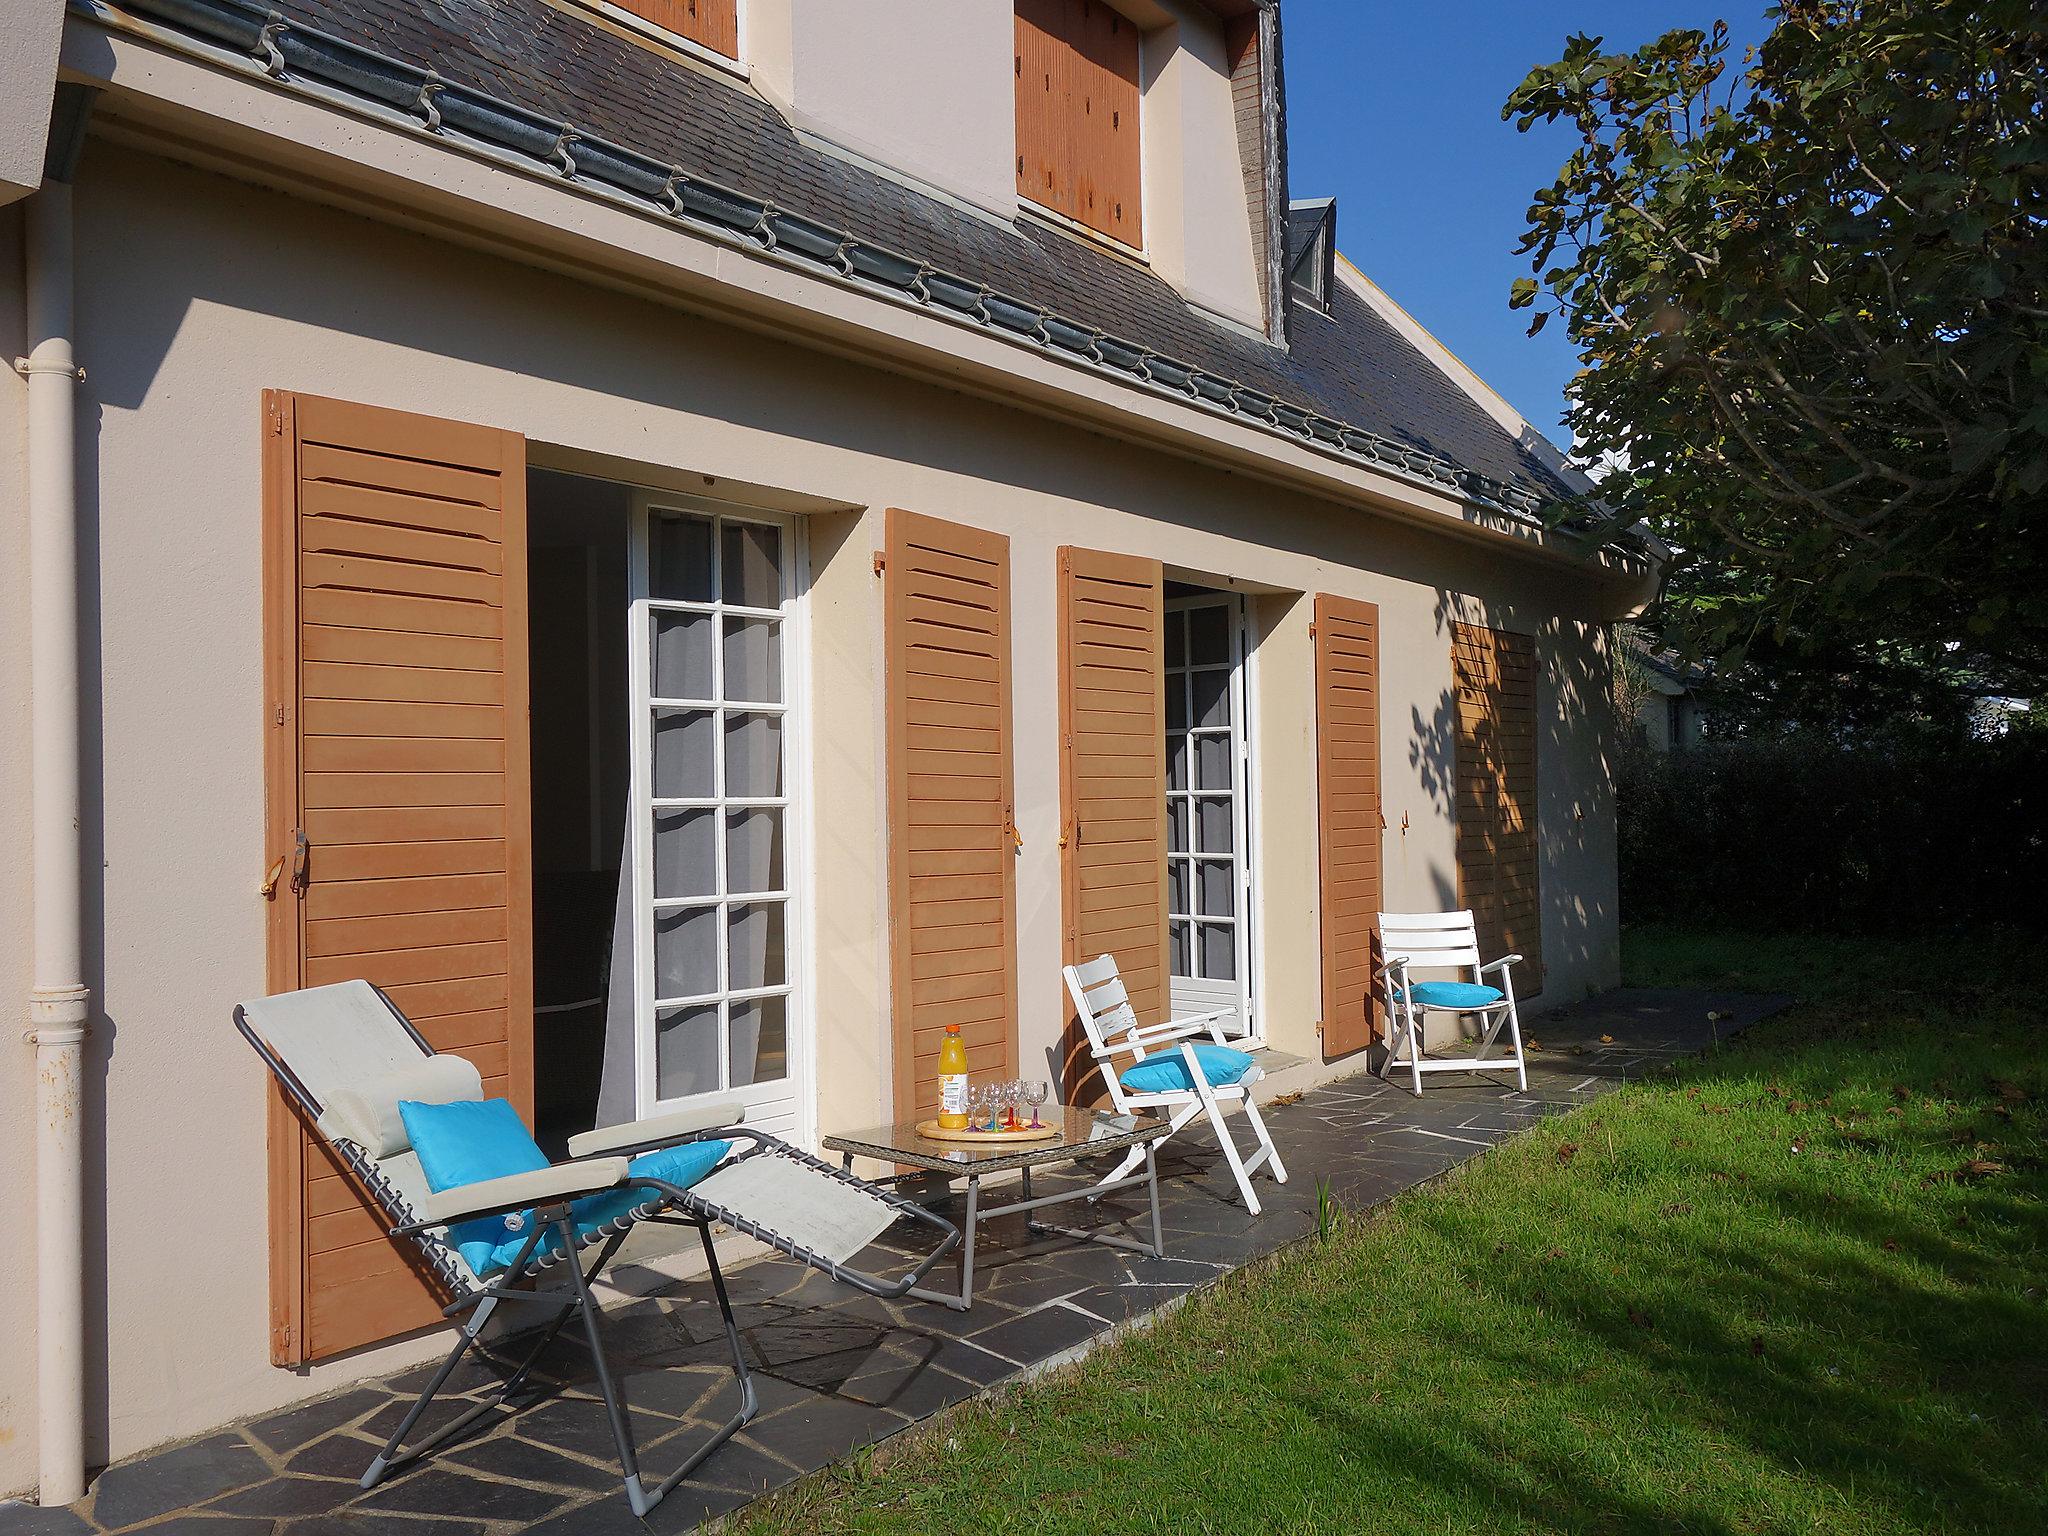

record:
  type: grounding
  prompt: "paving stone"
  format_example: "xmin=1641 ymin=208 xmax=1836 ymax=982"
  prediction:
xmin=280 ymin=1515 xmax=487 ymax=1536
xmin=742 ymin=1394 xmax=906 ymax=1475
xmin=245 ymin=1390 xmax=391 ymax=1455
xmin=682 ymin=1433 xmax=803 ymax=1495
xmin=835 ymin=1360 xmax=979 ymax=1421
xmin=280 ymin=1434 xmax=385 ymax=1482
xmin=500 ymin=1394 xmax=670 ymax=1464
xmin=351 ymin=1466 xmax=568 ymax=1524
xmin=966 ymin=1302 xmax=1108 ymax=1366
xmin=444 ymin=1435 xmax=619 ymax=1491
xmin=89 ymin=1434 xmax=271 ymax=1530
xmin=357 ymin=1396 xmax=512 ymax=1453
xmin=0 ymin=1501 xmax=93 ymax=1536
xmin=205 ymin=1476 xmax=361 ymax=1518
xmin=119 ymin=1517 xmax=272 ymax=1535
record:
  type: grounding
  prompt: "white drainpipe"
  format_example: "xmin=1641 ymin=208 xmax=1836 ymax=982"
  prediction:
xmin=21 ymin=178 xmax=91 ymax=1510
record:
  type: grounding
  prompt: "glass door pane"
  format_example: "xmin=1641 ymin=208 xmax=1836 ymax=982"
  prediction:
xmin=630 ymin=499 xmax=801 ymax=1132
xmin=1164 ymin=592 xmax=1255 ymax=1039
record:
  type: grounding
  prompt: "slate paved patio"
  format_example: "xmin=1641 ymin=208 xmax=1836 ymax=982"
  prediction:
xmin=2 ymin=988 xmax=1780 ymax=1536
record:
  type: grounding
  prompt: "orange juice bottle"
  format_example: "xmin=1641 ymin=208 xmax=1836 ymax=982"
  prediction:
xmin=937 ymin=1024 xmax=969 ymax=1129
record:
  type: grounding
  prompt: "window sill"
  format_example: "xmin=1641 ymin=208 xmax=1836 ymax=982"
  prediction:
xmin=1017 ymin=198 xmax=1149 ymax=268
xmin=565 ymin=0 xmax=750 ymax=82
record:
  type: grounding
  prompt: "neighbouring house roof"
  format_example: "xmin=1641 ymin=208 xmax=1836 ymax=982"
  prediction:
xmin=101 ymin=0 xmax=1591 ymax=526
xmin=1630 ymin=639 xmax=1710 ymax=692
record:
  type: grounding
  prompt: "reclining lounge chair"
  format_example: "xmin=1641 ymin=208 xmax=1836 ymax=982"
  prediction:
xmin=235 ymin=980 xmax=958 ymax=1517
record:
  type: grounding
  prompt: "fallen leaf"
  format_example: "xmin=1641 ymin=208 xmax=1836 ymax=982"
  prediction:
xmin=1787 ymin=1100 xmax=1808 ymax=1113
xmin=1882 ymin=1238 xmax=1898 ymax=1252
xmin=1892 ymin=1084 xmax=1911 ymax=1101
xmin=1660 ymin=1201 xmax=1694 ymax=1217
xmin=1790 ymin=1141 xmax=1804 ymax=1154
xmin=1556 ymin=1143 xmax=1579 ymax=1165
xmin=1993 ymin=1080 xmax=2028 ymax=1104
xmin=1600 ymin=1034 xmax=1614 ymax=1044
xmin=1706 ymin=1105 xmax=1732 ymax=1116
xmin=1628 ymin=1306 xmax=1653 ymax=1330
xmin=1749 ymin=1336 xmax=1764 ymax=1357
xmin=1958 ymin=1158 xmax=2005 ymax=1182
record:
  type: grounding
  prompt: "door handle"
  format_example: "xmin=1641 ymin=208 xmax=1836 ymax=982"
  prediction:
xmin=258 ymin=855 xmax=286 ymax=901
xmin=290 ymin=828 xmax=311 ymax=894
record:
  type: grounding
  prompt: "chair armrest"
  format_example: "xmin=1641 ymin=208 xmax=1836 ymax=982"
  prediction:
xmin=1125 ymin=1011 xmax=1231 ymax=1047
xmin=566 ymin=1098 xmax=747 ymax=1160
xmin=1478 ymin=954 xmax=1524 ymax=976
xmin=415 ymin=1157 xmax=629 ymax=1226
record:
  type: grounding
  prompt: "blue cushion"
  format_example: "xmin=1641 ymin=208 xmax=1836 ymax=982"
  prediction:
xmin=1398 ymin=981 xmax=1505 ymax=1009
xmin=398 ymin=1097 xmax=731 ymax=1278
xmin=1119 ymin=1043 xmax=1257 ymax=1094
xmin=399 ymin=1096 xmax=549 ymax=1189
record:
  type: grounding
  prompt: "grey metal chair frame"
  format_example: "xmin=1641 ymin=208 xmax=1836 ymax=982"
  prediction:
xmin=235 ymin=987 xmax=958 ymax=1518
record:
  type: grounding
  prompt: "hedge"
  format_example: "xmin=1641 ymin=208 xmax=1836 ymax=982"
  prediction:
xmin=1617 ymin=734 xmax=2048 ymax=932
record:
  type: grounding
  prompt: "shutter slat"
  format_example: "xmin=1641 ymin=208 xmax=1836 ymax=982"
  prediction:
xmin=886 ymin=509 xmax=1018 ymax=1120
xmin=1316 ymin=594 xmax=1383 ymax=1058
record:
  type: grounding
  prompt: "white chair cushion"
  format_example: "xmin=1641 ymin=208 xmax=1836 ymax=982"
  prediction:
xmin=320 ymin=1054 xmax=483 ymax=1158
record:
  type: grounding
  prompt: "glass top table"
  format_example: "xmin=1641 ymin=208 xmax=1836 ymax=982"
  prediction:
xmin=823 ymin=1108 xmax=1169 ymax=1309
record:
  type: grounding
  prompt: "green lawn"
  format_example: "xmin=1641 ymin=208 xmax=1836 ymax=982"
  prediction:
xmin=730 ymin=927 xmax=2047 ymax=1535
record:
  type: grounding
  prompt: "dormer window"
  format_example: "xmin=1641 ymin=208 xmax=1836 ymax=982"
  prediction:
xmin=611 ymin=0 xmax=738 ymax=60
xmin=1014 ymin=1 xmax=1143 ymax=247
xmin=1287 ymin=198 xmax=1337 ymax=314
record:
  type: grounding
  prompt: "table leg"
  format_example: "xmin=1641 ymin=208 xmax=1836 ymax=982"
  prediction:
xmin=1020 ymin=1165 xmax=1040 ymax=1235
xmin=841 ymin=1151 xmax=854 ymax=1172
xmin=1145 ymin=1142 xmax=1165 ymax=1259
xmin=958 ymin=1175 xmax=979 ymax=1308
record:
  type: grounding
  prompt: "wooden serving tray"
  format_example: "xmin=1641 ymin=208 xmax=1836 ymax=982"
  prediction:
xmin=914 ymin=1119 xmax=1063 ymax=1145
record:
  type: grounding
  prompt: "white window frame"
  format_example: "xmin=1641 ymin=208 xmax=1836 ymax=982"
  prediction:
xmin=576 ymin=0 xmax=752 ymax=81
xmin=1164 ymin=589 xmax=1258 ymax=1042
xmin=626 ymin=492 xmax=813 ymax=1144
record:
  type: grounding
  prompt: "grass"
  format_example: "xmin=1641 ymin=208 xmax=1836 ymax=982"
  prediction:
xmin=730 ymin=926 xmax=2048 ymax=1535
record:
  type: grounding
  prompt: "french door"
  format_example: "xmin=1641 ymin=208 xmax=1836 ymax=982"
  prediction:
xmin=1164 ymin=592 xmax=1257 ymax=1042
xmin=627 ymin=494 xmax=808 ymax=1138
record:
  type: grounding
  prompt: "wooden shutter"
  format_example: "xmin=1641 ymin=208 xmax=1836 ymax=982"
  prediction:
xmin=1451 ymin=621 xmax=1543 ymax=994
xmin=1314 ymin=595 xmax=1383 ymax=1059
xmin=262 ymin=391 xmax=532 ymax=1364
xmin=1015 ymin=0 xmax=1143 ymax=244
xmin=613 ymin=0 xmax=739 ymax=57
xmin=1056 ymin=548 xmax=1166 ymax=1103
xmin=883 ymin=509 xmax=1018 ymax=1120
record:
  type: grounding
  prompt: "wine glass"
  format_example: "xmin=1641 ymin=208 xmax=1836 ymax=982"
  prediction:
xmin=1002 ymin=1081 xmax=1023 ymax=1131
xmin=980 ymin=1084 xmax=1002 ymax=1133
xmin=1025 ymin=1081 xmax=1050 ymax=1130
xmin=966 ymin=1085 xmax=989 ymax=1132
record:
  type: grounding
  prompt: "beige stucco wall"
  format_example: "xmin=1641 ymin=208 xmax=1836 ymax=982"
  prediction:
xmin=747 ymin=0 xmax=1019 ymax=219
xmin=1132 ymin=0 xmax=1265 ymax=331
xmin=0 ymin=140 xmax=1619 ymax=1492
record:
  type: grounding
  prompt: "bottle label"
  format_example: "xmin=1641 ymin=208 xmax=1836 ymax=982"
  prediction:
xmin=939 ymin=1074 xmax=967 ymax=1116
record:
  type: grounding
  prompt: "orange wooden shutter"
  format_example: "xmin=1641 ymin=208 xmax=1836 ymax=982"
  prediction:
xmin=613 ymin=0 xmax=739 ymax=57
xmin=263 ymin=391 xmax=533 ymax=1364
xmin=1314 ymin=595 xmax=1384 ymax=1059
xmin=883 ymin=509 xmax=1019 ymax=1120
xmin=1451 ymin=621 xmax=1543 ymax=994
xmin=1055 ymin=548 xmax=1166 ymax=1103
xmin=1014 ymin=0 xmax=1143 ymax=244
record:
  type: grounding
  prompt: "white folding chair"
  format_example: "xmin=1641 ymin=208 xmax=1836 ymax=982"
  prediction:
xmin=1061 ymin=954 xmax=1287 ymax=1215
xmin=1377 ymin=910 xmax=1528 ymax=1095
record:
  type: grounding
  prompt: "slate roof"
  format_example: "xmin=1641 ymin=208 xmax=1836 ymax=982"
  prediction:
xmin=112 ymin=0 xmax=1579 ymax=509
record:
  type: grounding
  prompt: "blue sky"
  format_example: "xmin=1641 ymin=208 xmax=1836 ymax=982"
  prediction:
xmin=1283 ymin=1 xmax=1774 ymax=446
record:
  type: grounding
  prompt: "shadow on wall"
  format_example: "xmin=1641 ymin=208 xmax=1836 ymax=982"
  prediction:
xmin=1406 ymin=589 xmax=1620 ymax=1000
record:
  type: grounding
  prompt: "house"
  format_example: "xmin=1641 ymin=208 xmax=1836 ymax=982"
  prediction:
xmin=0 ymin=0 xmax=1656 ymax=1504
xmin=1632 ymin=645 xmax=1710 ymax=751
